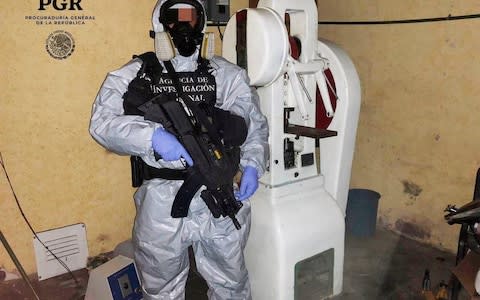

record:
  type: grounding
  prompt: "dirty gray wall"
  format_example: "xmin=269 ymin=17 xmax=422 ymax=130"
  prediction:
xmin=317 ymin=1 xmax=480 ymax=251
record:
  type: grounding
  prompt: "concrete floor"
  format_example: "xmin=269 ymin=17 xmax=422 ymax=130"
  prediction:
xmin=333 ymin=228 xmax=468 ymax=300
xmin=0 ymin=227 xmax=469 ymax=299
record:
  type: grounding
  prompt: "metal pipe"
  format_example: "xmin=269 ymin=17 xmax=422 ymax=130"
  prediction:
xmin=0 ymin=230 xmax=41 ymax=300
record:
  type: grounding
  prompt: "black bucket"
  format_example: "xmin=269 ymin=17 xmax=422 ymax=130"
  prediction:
xmin=345 ymin=189 xmax=381 ymax=237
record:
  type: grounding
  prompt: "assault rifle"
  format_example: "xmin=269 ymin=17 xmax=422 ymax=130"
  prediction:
xmin=139 ymin=93 xmax=244 ymax=229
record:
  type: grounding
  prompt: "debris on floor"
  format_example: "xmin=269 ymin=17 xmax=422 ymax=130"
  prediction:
xmin=0 ymin=268 xmax=20 ymax=282
xmin=87 ymin=251 xmax=114 ymax=270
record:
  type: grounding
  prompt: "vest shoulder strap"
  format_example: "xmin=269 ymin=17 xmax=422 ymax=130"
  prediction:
xmin=133 ymin=51 xmax=163 ymax=82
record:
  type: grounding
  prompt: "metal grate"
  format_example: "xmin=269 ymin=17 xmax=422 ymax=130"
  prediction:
xmin=295 ymin=248 xmax=334 ymax=300
xmin=33 ymin=223 xmax=88 ymax=281
xmin=44 ymin=235 xmax=81 ymax=261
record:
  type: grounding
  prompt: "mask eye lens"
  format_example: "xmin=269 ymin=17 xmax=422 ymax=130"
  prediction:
xmin=164 ymin=9 xmax=179 ymax=25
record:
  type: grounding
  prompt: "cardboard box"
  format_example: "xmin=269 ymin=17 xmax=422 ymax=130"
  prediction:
xmin=451 ymin=251 xmax=480 ymax=299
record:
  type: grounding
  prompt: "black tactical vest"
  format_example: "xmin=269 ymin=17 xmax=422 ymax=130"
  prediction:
xmin=123 ymin=52 xmax=216 ymax=117
xmin=122 ymin=52 xmax=247 ymax=185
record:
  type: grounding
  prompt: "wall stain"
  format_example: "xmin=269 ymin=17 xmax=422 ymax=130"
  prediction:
xmin=402 ymin=180 xmax=423 ymax=201
xmin=96 ymin=234 xmax=110 ymax=243
xmin=395 ymin=219 xmax=431 ymax=240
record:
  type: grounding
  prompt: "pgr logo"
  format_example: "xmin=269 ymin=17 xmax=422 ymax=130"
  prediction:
xmin=46 ymin=30 xmax=75 ymax=59
xmin=39 ymin=0 xmax=83 ymax=11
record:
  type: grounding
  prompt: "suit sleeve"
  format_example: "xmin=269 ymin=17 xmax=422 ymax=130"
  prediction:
xmin=89 ymin=60 xmax=159 ymax=160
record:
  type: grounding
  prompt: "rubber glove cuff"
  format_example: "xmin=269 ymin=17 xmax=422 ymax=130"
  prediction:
xmin=236 ymin=166 xmax=259 ymax=201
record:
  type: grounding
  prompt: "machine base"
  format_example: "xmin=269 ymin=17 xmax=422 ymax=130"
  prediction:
xmin=245 ymin=176 xmax=345 ymax=300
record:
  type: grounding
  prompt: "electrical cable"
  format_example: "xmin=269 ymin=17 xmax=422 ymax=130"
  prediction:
xmin=0 ymin=152 xmax=81 ymax=288
xmin=206 ymin=22 xmax=224 ymax=40
xmin=318 ymin=13 xmax=480 ymax=25
xmin=206 ymin=13 xmax=480 ymax=27
xmin=217 ymin=24 xmax=224 ymax=41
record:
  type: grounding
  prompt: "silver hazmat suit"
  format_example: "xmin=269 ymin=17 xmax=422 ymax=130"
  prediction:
xmin=89 ymin=1 xmax=269 ymax=299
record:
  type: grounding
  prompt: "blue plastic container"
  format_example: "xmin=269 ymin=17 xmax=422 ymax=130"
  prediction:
xmin=345 ymin=189 xmax=381 ymax=237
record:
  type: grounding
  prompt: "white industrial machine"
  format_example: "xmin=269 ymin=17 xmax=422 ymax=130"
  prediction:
xmin=222 ymin=0 xmax=361 ymax=299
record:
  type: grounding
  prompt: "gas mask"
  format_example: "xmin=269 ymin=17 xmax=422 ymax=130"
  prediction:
xmin=159 ymin=0 xmax=205 ymax=57
xmin=169 ymin=21 xmax=203 ymax=57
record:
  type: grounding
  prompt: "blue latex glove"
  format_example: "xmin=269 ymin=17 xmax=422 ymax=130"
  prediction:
xmin=236 ymin=166 xmax=259 ymax=201
xmin=151 ymin=128 xmax=194 ymax=166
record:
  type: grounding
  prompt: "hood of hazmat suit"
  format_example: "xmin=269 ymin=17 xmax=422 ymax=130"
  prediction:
xmin=152 ymin=0 xmax=206 ymax=59
xmin=88 ymin=1 xmax=269 ymax=299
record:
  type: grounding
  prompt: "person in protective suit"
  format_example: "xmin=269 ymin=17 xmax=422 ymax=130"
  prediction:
xmin=89 ymin=0 xmax=269 ymax=299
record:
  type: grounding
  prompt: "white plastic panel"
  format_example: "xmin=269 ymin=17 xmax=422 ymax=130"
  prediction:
xmin=222 ymin=8 xmax=289 ymax=86
xmin=85 ymin=255 xmax=142 ymax=300
xmin=246 ymin=176 xmax=345 ymax=300
xmin=33 ymin=223 xmax=88 ymax=281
